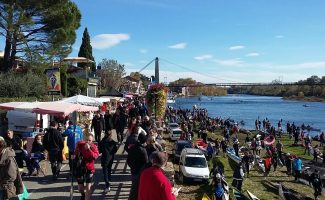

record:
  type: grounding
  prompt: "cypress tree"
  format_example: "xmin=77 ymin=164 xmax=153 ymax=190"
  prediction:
xmin=78 ymin=27 xmax=95 ymax=72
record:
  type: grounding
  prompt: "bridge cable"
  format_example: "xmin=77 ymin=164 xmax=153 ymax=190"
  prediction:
xmin=159 ymin=57 xmax=240 ymax=83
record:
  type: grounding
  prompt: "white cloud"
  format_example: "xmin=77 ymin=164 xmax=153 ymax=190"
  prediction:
xmin=215 ymin=58 xmax=244 ymax=66
xmin=168 ymin=42 xmax=187 ymax=49
xmin=246 ymin=52 xmax=260 ymax=57
xmin=194 ymin=54 xmax=213 ymax=61
xmin=139 ymin=49 xmax=148 ymax=54
xmin=275 ymin=35 xmax=284 ymax=39
xmin=91 ymin=33 xmax=130 ymax=49
xmin=229 ymin=45 xmax=245 ymax=50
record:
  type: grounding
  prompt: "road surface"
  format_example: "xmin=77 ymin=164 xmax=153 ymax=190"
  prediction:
xmin=23 ymin=130 xmax=131 ymax=200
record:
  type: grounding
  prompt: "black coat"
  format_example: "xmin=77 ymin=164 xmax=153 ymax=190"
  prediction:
xmin=91 ymin=116 xmax=105 ymax=133
xmin=127 ymin=143 xmax=148 ymax=175
xmin=43 ymin=128 xmax=64 ymax=152
xmin=98 ymin=136 xmax=118 ymax=166
xmin=104 ymin=113 xmax=113 ymax=131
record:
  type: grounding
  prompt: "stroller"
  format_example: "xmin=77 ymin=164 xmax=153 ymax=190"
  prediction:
xmin=28 ymin=152 xmax=46 ymax=176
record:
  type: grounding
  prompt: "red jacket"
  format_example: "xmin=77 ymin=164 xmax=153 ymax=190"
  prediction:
xmin=138 ymin=166 xmax=176 ymax=200
xmin=75 ymin=141 xmax=99 ymax=173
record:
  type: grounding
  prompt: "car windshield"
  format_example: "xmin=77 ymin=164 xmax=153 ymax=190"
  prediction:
xmin=169 ymin=124 xmax=179 ymax=128
xmin=177 ymin=143 xmax=191 ymax=151
xmin=185 ymin=156 xmax=207 ymax=168
xmin=173 ymin=130 xmax=182 ymax=135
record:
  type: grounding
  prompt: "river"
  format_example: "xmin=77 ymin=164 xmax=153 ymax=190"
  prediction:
xmin=171 ymin=95 xmax=325 ymax=137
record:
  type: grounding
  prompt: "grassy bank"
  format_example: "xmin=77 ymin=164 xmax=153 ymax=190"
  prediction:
xmin=165 ymin=128 xmax=320 ymax=200
xmin=283 ymin=95 xmax=325 ymax=102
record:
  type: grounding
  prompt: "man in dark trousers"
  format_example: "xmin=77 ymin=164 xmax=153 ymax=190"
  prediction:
xmin=113 ymin=109 xmax=127 ymax=144
xmin=127 ymin=133 xmax=148 ymax=200
xmin=43 ymin=121 xmax=64 ymax=180
xmin=98 ymin=130 xmax=118 ymax=193
xmin=91 ymin=112 xmax=105 ymax=142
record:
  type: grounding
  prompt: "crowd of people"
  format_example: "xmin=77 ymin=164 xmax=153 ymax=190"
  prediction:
xmin=0 ymin=98 xmax=324 ymax=200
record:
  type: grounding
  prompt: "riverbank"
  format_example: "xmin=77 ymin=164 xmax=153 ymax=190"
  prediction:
xmin=283 ymin=95 xmax=325 ymax=102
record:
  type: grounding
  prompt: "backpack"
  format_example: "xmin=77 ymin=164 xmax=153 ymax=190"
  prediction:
xmin=72 ymin=151 xmax=86 ymax=178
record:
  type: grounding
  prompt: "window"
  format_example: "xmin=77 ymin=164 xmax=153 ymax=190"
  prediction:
xmin=185 ymin=156 xmax=207 ymax=168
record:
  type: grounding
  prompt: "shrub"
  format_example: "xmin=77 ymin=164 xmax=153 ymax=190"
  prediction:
xmin=0 ymin=71 xmax=47 ymax=98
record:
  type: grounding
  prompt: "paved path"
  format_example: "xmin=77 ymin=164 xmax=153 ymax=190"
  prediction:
xmin=24 ymin=131 xmax=131 ymax=200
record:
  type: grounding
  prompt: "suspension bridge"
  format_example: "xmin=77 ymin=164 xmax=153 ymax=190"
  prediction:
xmin=137 ymin=57 xmax=325 ymax=87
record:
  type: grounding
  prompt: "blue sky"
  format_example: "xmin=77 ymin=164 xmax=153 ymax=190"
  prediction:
xmin=2 ymin=0 xmax=325 ymax=83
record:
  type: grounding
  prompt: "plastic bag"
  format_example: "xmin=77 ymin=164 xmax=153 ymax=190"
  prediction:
xmin=18 ymin=184 xmax=29 ymax=200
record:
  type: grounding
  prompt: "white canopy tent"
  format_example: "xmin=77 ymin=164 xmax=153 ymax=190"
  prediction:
xmin=61 ymin=95 xmax=103 ymax=107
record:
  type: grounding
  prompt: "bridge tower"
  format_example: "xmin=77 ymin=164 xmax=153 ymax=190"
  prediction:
xmin=155 ymin=57 xmax=159 ymax=83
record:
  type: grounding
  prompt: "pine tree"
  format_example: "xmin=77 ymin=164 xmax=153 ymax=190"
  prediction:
xmin=0 ymin=1 xmax=81 ymax=72
xmin=78 ymin=27 xmax=95 ymax=72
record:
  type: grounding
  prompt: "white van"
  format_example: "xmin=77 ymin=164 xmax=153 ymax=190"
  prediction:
xmin=7 ymin=110 xmax=48 ymax=133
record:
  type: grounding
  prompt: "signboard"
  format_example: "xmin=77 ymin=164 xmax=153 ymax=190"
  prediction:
xmin=45 ymin=68 xmax=61 ymax=95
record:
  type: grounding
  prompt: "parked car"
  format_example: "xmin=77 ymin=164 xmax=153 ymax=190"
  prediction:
xmin=173 ymin=140 xmax=193 ymax=162
xmin=169 ymin=128 xmax=183 ymax=141
xmin=167 ymin=122 xmax=180 ymax=133
xmin=179 ymin=148 xmax=209 ymax=183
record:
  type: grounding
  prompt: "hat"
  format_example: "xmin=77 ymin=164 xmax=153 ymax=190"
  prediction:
xmin=0 ymin=136 xmax=4 ymax=142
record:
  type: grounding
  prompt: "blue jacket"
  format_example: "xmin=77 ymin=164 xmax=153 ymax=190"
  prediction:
xmin=293 ymin=158 xmax=302 ymax=171
xmin=63 ymin=125 xmax=83 ymax=152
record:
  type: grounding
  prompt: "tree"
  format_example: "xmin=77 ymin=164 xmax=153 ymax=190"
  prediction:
xmin=130 ymin=72 xmax=151 ymax=89
xmin=78 ymin=27 xmax=95 ymax=72
xmin=0 ymin=1 xmax=81 ymax=72
xmin=97 ymin=59 xmax=126 ymax=90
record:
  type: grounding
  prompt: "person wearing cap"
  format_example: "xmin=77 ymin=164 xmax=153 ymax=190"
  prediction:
xmin=127 ymin=133 xmax=148 ymax=200
xmin=138 ymin=151 xmax=176 ymax=200
xmin=0 ymin=136 xmax=20 ymax=200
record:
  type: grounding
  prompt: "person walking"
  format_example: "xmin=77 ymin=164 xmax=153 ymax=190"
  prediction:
xmin=232 ymin=163 xmax=244 ymax=191
xmin=276 ymin=140 xmax=284 ymax=163
xmin=242 ymin=151 xmax=250 ymax=178
xmin=98 ymin=131 xmax=117 ymax=193
xmin=63 ymin=121 xmax=83 ymax=172
xmin=74 ymin=134 xmax=99 ymax=200
xmin=309 ymin=169 xmax=322 ymax=200
xmin=293 ymin=157 xmax=302 ymax=182
xmin=104 ymin=111 xmax=114 ymax=133
xmin=113 ymin=109 xmax=128 ymax=145
xmin=43 ymin=121 xmax=64 ymax=180
xmin=127 ymin=133 xmax=148 ymax=200
xmin=91 ymin=113 xmax=105 ymax=142
xmin=138 ymin=151 xmax=177 ymax=200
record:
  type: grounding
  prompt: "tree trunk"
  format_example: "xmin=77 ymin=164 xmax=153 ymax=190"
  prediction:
xmin=2 ymin=3 xmax=14 ymax=72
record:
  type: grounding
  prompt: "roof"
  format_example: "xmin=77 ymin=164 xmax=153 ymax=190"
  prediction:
xmin=63 ymin=57 xmax=95 ymax=63
xmin=182 ymin=148 xmax=204 ymax=155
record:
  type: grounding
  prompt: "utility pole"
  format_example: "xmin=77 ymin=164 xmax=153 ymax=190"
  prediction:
xmin=155 ymin=57 xmax=159 ymax=83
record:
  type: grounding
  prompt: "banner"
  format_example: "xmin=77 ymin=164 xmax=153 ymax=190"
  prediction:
xmin=45 ymin=68 xmax=61 ymax=95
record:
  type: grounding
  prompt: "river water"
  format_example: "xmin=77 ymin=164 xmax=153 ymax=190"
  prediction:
xmin=171 ymin=95 xmax=325 ymax=136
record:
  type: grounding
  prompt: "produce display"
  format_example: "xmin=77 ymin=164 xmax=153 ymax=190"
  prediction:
xmin=146 ymin=83 xmax=168 ymax=120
